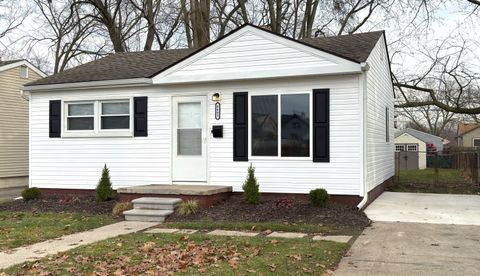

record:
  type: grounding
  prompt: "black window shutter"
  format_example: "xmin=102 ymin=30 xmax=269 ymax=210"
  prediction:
xmin=233 ymin=92 xmax=248 ymax=161
xmin=134 ymin=96 xmax=148 ymax=137
xmin=49 ymin=100 xmax=61 ymax=138
xmin=313 ymin=89 xmax=330 ymax=162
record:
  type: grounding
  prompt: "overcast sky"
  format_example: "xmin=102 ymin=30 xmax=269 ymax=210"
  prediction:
xmin=0 ymin=0 xmax=478 ymax=77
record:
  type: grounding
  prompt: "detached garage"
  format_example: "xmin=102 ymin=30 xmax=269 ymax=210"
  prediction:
xmin=394 ymin=132 xmax=426 ymax=170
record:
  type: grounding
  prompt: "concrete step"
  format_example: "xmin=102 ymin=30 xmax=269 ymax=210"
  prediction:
xmin=132 ymin=197 xmax=182 ymax=210
xmin=123 ymin=209 xmax=173 ymax=222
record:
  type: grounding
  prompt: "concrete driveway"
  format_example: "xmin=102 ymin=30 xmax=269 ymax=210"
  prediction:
xmin=335 ymin=192 xmax=480 ymax=275
xmin=335 ymin=222 xmax=480 ymax=275
xmin=365 ymin=192 xmax=480 ymax=225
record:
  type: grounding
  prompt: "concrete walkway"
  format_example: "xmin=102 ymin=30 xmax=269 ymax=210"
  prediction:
xmin=365 ymin=192 xmax=480 ymax=225
xmin=335 ymin=222 xmax=480 ymax=275
xmin=144 ymin=227 xmax=352 ymax=242
xmin=0 ymin=221 xmax=157 ymax=269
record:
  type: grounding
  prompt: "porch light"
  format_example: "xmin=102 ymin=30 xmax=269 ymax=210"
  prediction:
xmin=211 ymin=93 xmax=221 ymax=102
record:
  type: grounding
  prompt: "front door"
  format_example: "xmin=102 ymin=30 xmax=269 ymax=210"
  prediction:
xmin=172 ymin=96 xmax=207 ymax=182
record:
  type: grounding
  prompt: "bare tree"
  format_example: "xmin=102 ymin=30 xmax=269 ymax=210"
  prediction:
xmin=0 ymin=0 xmax=28 ymax=40
xmin=394 ymin=36 xmax=480 ymax=115
xmin=72 ymin=0 xmax=143 ymax=52
xmin=29 ymin=0 xmax=98 ymax=73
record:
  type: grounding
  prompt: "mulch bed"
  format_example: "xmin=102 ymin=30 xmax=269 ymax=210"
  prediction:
xmin=0 ymin=197 xmax=117 ymax=215
xmin=167 ymin=195 xmax=370 ymax=231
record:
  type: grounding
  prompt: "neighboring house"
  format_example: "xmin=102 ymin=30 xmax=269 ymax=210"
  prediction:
xmin=394 ymin=132 xmax=427 ymax=170
xmin=22 ymin=25 xmax=394 ymax=208
xmin=395 ymin=128 xmax=447 ymax=152
xmin=0 ymin=59 xmax=46 ymax=188
xmin=456 ymin=123 xmax=480 ymax=148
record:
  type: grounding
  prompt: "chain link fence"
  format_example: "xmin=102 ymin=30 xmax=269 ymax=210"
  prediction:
xmin=393 ymin=148 xmax=480 ymax=194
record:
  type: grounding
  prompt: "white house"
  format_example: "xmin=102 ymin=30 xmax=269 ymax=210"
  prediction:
xmin=22 ymin=25 xmax=394 ymax=208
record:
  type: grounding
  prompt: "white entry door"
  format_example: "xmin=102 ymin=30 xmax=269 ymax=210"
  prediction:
xmin=172 ymin=96 xmax=207 ymax=182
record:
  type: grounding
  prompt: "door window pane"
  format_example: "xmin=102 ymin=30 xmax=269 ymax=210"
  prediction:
xmin=178 ymin=129 xmax=202 ymax=155
xmin=178 ymin=102 xmax=201 ymax=128
xmin=101 ymin=116 xmax=130 ymax=129
xmin=252 ymin=95 xmax=278 ymax=156
xmin=281 ymin=94 xmax=309 ymax=157
xmin=68 ymin=117 xmax=94 ymax=130
xmin=102 ymin=102 xmax=129 ymax=115
xmin=177 ymin=102 xmax=202 ymax=156
xmin=68 ymin=103 xmax=93 ymax=116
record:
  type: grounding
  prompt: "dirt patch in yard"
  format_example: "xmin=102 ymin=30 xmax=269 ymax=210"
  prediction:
xmin=0 ymin=198 xmax=117 ymax=215
xmin=167 ymin=195 xmax=370 ymax=233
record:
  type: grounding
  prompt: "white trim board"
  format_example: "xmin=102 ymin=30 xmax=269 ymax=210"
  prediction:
xmin=0 ymin=60 xmax=47 ymax=78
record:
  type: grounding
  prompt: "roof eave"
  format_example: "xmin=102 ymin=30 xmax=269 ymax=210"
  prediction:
xmin=23 ymin=78 xmax=153 ymax=92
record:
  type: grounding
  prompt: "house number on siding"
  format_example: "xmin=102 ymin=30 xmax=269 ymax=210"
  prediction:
xmin=215 ymin=102 xmax=221 ymax=120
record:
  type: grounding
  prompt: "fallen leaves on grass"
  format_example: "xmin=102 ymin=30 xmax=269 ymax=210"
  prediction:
xmin=19 ymin=236 xmax=245 ymax=275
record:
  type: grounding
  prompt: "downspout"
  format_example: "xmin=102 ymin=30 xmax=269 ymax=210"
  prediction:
xmin=20 ymin=90 xmax=30 ymax=101
xmin=357 ymin=62 xmax=370 ymax=210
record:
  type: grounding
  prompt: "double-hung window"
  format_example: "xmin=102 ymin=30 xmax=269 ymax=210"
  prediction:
xmin=65 ymin=99 xmax=131 ymax=136
xmin=67 ymin=102 xmax=95 ymax=130
xmin=101 ymin=101 xmax=130 ymax=129
xmin=251 ymin=93 xmax=310 ymax=158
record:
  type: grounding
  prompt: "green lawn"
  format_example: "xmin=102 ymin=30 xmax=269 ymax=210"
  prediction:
xmin=389 ymin=168 xmax=480 ymax=194
xmin=3 ymin=232 xmax=348 ymax=275
xmin=0 ymin=212 xmax=116 ymax=250
xmin=163 ymin=220 xmax=351 ymax=235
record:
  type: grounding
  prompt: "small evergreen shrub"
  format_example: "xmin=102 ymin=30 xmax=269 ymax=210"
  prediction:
xmin=309 ymin=188 xmax=329 ymax=207
xmin=21 ymin=187 xmax=41 ymax=201
xmin=96 ymin=164 xmax=114 ymax=202
xmin=177 ymin=200 xmax=199 ymax=216
xmin=112 ymin=201 xmax=133 ymax=217
xmin=242 ymin=164 xmax=260 ymax=204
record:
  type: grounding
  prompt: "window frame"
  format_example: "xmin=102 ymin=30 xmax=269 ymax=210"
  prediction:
xmin=63 ymin=98 xmax=133 ymax=138
xmin=248 ymin=91 xmax=313 ymax=161
xmin=20 ymin=65 xmax=28 ymax=79
xmin=100 ymin=100 xmax=131 ymax=131
xmin=386 ymin=107 xmax=390 ymax=143
xmin=473 ymin=138 xmax=480 ymax=148
xmin=395 ymin=144 xmax=405 ymax=152
xmin=407 ymin=144 xmax=418 ymax=152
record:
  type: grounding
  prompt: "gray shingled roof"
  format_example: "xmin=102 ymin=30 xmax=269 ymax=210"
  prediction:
xmin=26 ymin=27 xmax=384 ymax=87
xmin=0 ymin=59 xmax=24 ymax=67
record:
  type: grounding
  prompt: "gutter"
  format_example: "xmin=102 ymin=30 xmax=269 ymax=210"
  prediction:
xmin=22 ymin=78 xmax=153 ymax=92
xmin=357 ymin=62 xmax=370 ymax=210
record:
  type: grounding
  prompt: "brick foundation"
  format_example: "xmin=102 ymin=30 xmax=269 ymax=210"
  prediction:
xmin=361 ymin=176 xmax=394 ymax=210
xmin=39 ymin=180 xmax=392 ymax=209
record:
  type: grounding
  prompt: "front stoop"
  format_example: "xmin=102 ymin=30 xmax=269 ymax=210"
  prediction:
xmin=123 ymin=197 xmax=182 ymax=222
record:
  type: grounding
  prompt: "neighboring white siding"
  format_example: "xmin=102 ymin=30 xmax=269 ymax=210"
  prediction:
xmin=0 ymin=66 xmax=42 ymax=179
xmin=365 ymin=35 xmax=395 ymax=192
xmin=30 ymin=74 xmax=363 ymax=195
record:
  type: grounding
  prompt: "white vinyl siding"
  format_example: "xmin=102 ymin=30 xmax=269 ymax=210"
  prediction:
xmin=153 ymin=27 xmax=361 ymax=84
xmin=30 ymin=88 xmax=172 ymax=189
xmin=29 ymin=75 xmax=363 ymax=195
xmin=365 ymin=36 xmax=395 ymax=192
